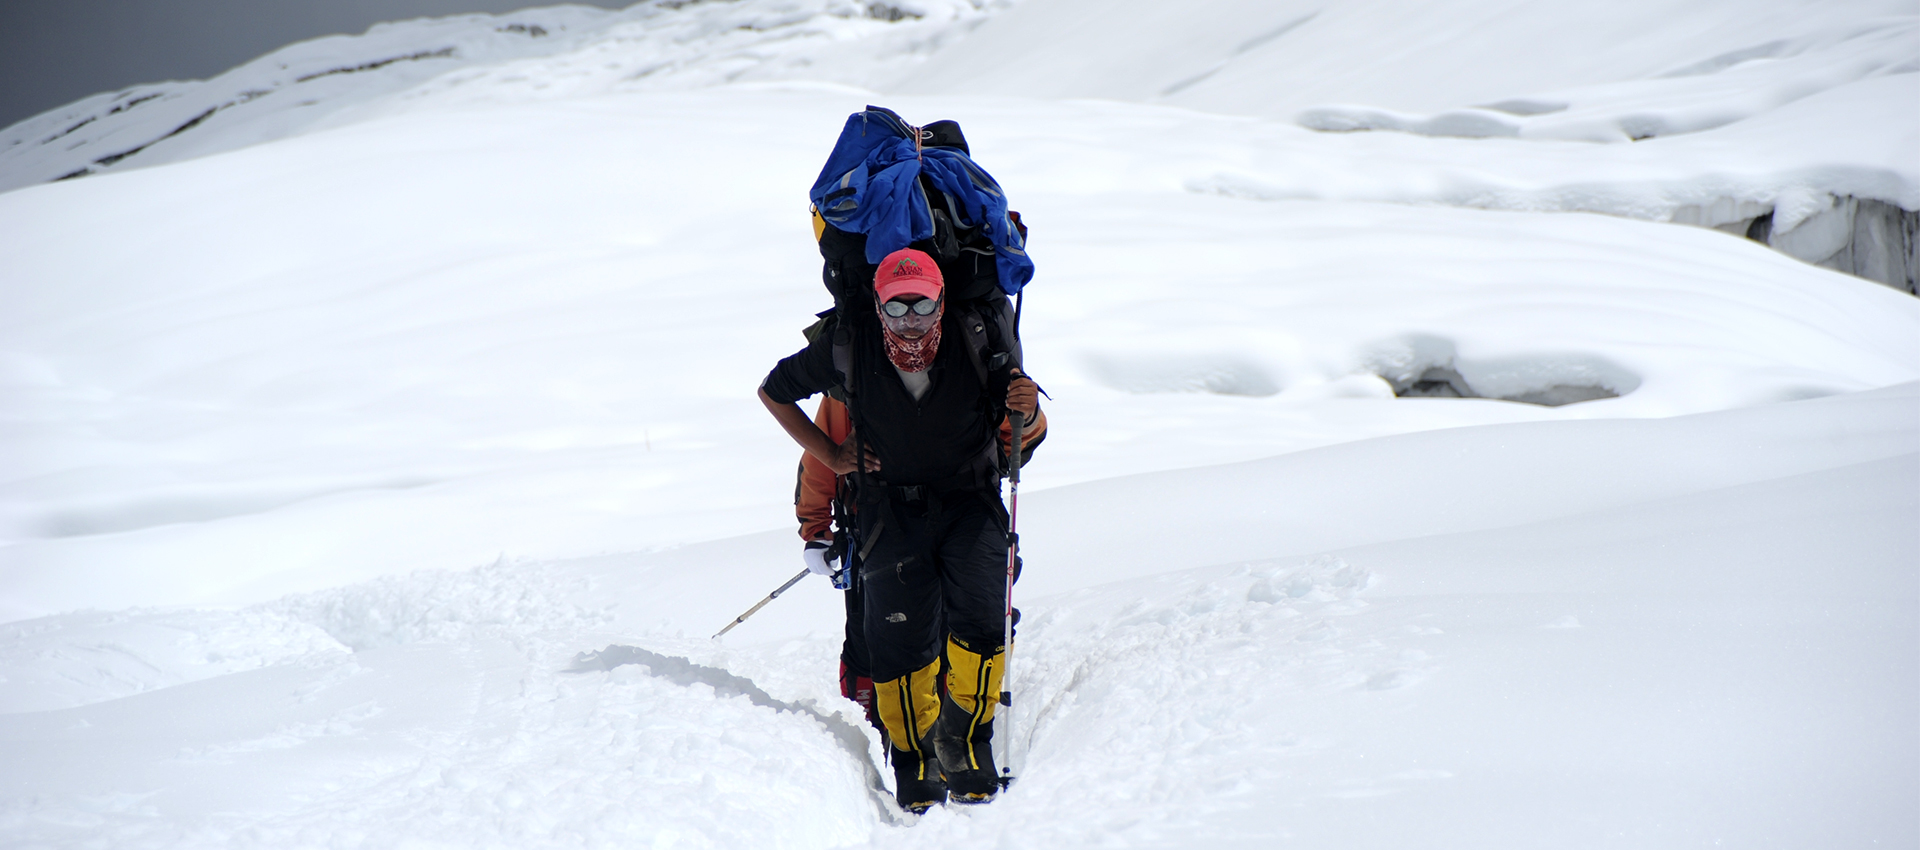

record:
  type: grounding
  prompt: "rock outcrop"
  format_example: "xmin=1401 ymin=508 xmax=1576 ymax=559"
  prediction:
xmin=1676 ymin=195 xmax=1919 ymax=295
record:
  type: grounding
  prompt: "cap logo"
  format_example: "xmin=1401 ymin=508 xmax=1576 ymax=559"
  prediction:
xmin=891 ymin=257 xmax=922 ymax=277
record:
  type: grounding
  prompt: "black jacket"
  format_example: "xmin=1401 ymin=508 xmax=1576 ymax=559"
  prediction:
xmin=762 ymin=313 xmax=1000 ymax=489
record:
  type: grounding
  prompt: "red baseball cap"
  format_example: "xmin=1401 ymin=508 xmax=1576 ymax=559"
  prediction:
xmin=873 ymin=248 xmax=943 ymax=303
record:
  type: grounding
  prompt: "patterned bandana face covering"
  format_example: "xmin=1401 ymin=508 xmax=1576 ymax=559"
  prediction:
xmin=879 ymin=300 xmax=943 ymax=373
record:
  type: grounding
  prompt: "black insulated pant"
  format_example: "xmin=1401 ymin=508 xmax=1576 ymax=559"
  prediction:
xmin=858 ymin=487 xmax=1011 ymax=683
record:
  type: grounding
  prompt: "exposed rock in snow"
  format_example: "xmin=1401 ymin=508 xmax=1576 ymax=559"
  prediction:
xmin=1828 ymin=199 xmax=1919 ymax=292
xmin=1366 ymin=336 xmax=1639 ymax=407
xmin=1677 ymin=193 xmax=1920 ymax=293
xmin=1385 ymin=366 xmax=1623 ymax=407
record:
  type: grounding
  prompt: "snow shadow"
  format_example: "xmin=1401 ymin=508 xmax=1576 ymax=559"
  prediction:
xmin=1083 ymin=352 xmax=1282 ymax=397
xmin=567 ymin=645 xmax=893 ymax=811
xmin=28 ymin=478 xmax=440 ymax=538
xmin=1367 ymin=334 xmax=1639 ymax=406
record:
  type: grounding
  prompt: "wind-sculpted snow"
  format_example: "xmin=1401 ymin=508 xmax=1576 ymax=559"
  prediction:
xmin=909 ymin=0 xmax=1918 ymax=286
xmin=1295 ymin=18 xmax=1919 ymax=144
xmin=905 ymin=0 xmax=1917 ymax=133
xmin=0 ymin=559 xmax=594 ymax=713
xmin=268 ymin=558 xmax=611 ymax=652
xmin=0 ymin=608 xmax=348 ymax=714
xmin=1174 ymin=73 xmax=1920 ymax=291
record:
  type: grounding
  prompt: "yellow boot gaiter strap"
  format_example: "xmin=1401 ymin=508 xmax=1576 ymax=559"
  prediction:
xmin=874 ymin=658 xmax=943 ymax=779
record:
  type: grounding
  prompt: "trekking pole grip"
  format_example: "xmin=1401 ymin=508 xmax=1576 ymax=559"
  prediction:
xmin=1008 ymin=410 xmax=1024 ymax=484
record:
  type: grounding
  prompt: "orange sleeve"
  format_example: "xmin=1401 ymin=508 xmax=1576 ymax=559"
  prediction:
xmin=796 ymin=396 xmax=853 ymax=542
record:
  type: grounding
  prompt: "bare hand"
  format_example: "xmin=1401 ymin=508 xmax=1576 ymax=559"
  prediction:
xmin=828 ymin=428 xmax=881 ymax=475
xmin=1007 ymin=372 xmax=1039 ymax=420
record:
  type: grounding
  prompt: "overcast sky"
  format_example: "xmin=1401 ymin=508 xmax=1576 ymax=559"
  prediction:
xmin=0 ymin=0 xmax=628 ymax=130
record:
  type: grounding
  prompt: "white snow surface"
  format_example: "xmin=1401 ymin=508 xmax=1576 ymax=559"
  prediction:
xmin=1 ymin=0 xmax=1917 ymax=847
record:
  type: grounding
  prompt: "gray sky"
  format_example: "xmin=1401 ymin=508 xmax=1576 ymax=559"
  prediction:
xmin=0 ymin=0 xmax=629 ymax=130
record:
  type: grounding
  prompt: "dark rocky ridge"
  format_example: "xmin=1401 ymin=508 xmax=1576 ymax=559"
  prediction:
xmin=0 ymin=0 xmax=627 ymax=131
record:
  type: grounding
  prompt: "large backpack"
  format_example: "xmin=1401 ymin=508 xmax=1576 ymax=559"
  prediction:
xmin=803 ymin=106 xmax=1036 ymax=469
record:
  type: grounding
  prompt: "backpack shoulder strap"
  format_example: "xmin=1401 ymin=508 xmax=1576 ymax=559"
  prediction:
xmin=956 ymin=302 xmax=1017 ymax=435
xmin=831 ymin=321 xmax=853 ymax=401
xmin=957 ymin=299 xmax=1019 ymax=377
xmin=803 ymin=310 xmax=856 ymax=403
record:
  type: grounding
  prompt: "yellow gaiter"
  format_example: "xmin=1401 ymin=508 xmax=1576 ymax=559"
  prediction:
xmin=874 ymin=658 xmax=942 ymax=772
xmin=944 ymin=635 xmax=1006 ymax=769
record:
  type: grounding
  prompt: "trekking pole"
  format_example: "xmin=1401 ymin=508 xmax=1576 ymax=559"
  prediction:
xmin=712 ymin=568 xmax=811 ymax=640
xmin=996 ymin=410 xmax=1025 ymax=789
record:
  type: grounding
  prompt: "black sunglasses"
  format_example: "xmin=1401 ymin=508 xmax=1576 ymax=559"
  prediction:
xmin=881 ymin=297 xmax=940 ymax=318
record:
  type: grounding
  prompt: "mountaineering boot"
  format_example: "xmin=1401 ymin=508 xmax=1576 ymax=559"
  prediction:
xmin=890 ymin=732 xmax=947 ymax=814
xmin=932 ymin=695 xmax=1000 ymax=804
xmin=934 ymin=635 xmax=1005 ymax=804
xmin=875 ymin=660 xmax=945 ymax=813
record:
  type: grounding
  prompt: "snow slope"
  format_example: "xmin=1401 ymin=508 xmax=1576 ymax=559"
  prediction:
xmin=3 ymin=387 xmax=1912 ymax=847
xmin=1 ymin=0 xmax=1917 ymax=847
xmin=5 ymin=89 xmax=1915 ymax=622
xmin=899 ymin=0 xmax=1920 ymax=287
xmin=902 ymin=0 xmax=1917 ymax=135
